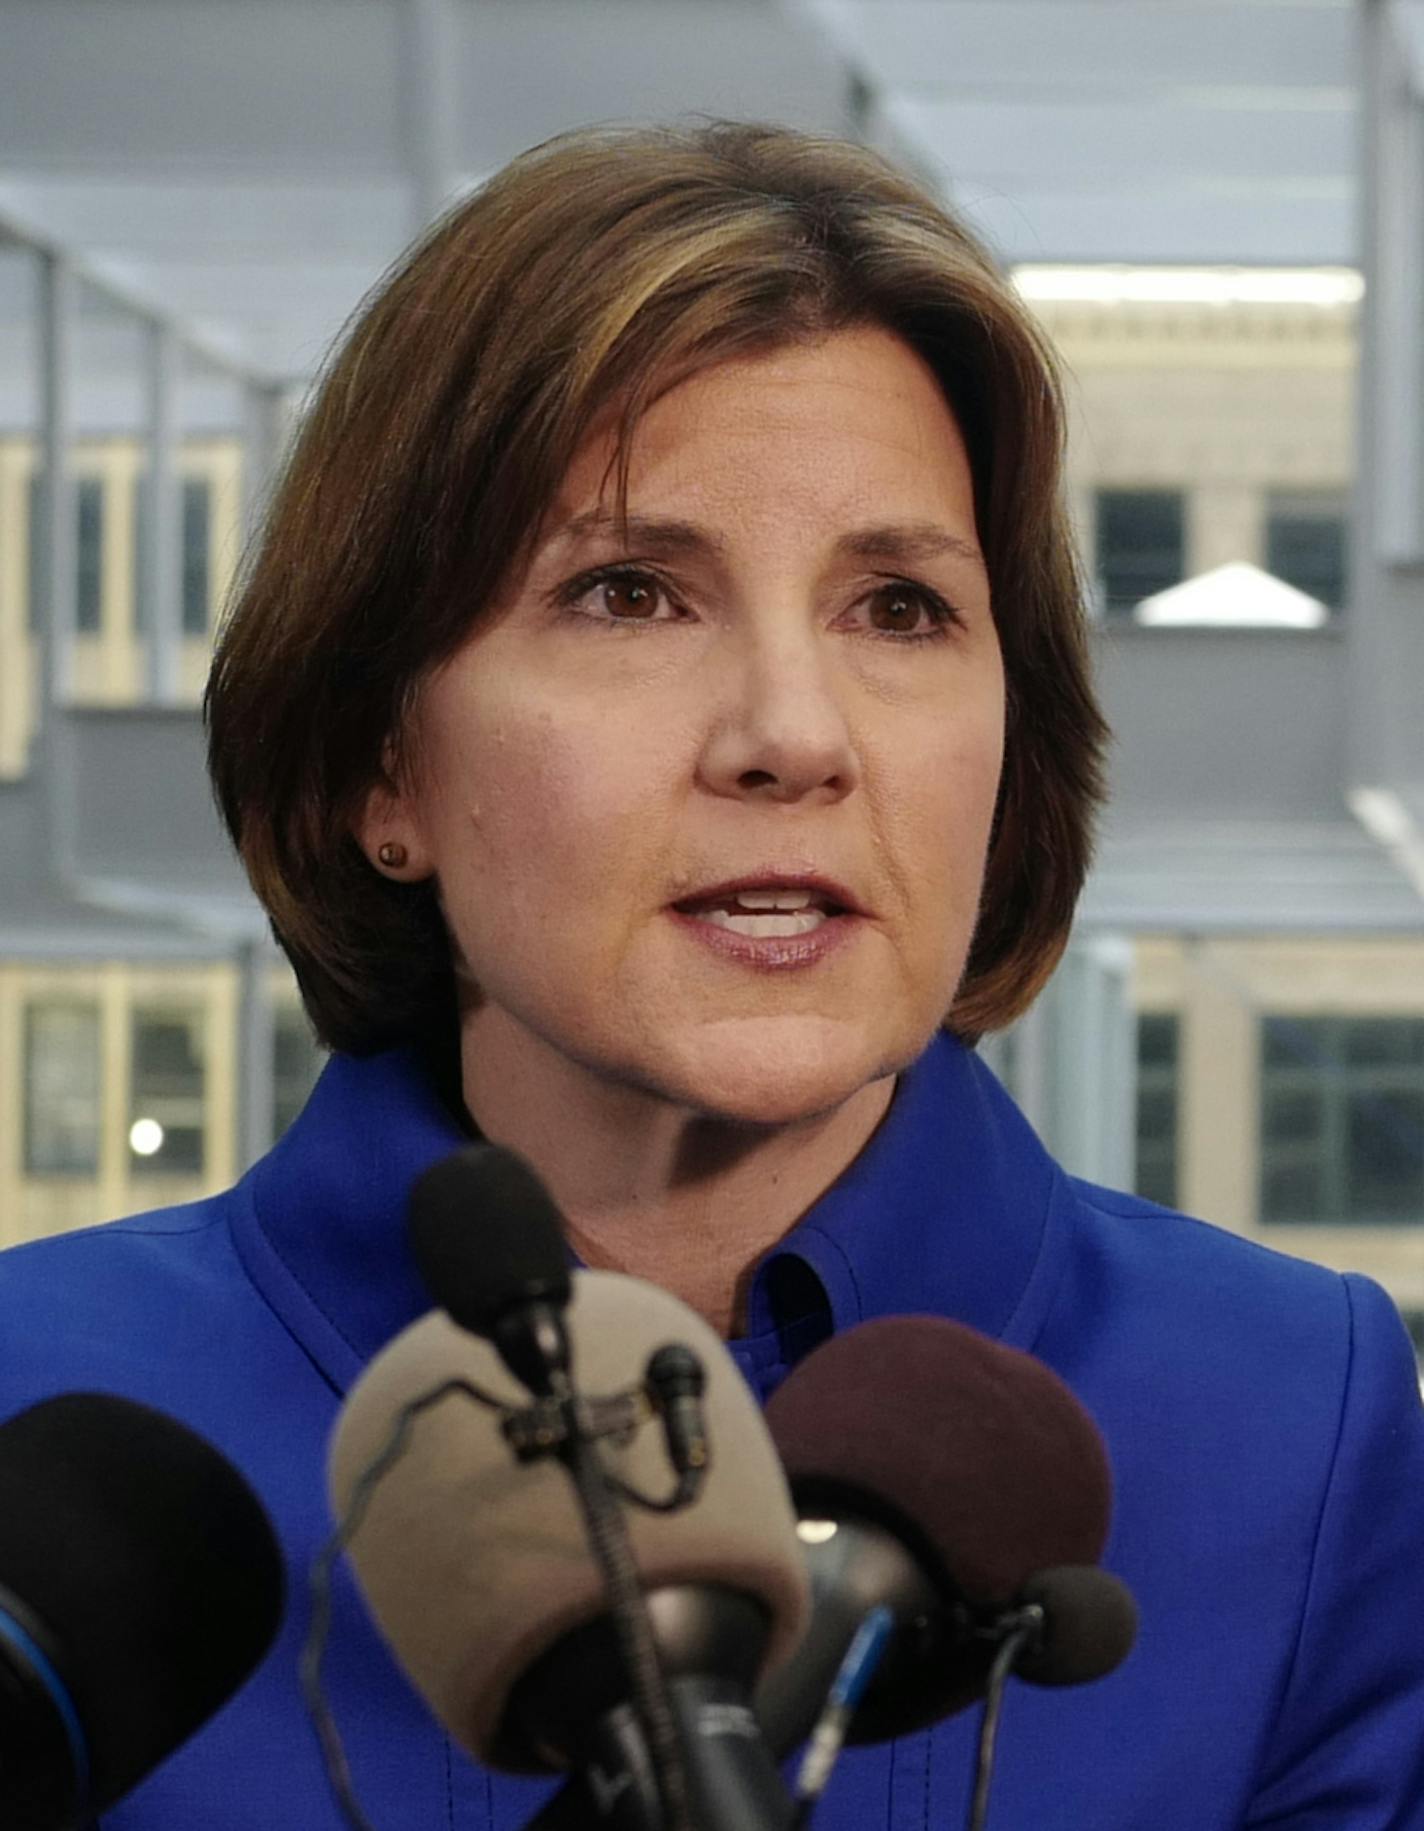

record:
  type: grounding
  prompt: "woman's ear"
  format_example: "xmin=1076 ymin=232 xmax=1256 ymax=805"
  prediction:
xmin=354 ymin=770 xmax=434 ymax=880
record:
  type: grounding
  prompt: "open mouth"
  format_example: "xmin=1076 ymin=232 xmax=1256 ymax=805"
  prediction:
xmin=673 ymin=886 xmax=851 ymax=938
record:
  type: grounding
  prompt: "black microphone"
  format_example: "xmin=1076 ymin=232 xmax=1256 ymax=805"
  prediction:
xmin=646 ymin=1344 xmax=709 ymax=1491
xmin=0 ymin=1391 xmax=284 ymax=1829
xmin=409 ymin=1143 xmax=574 ymax=1395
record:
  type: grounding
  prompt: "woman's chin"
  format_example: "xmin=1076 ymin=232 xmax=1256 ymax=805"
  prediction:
xmin=650 ymin=1019 xmax=907 ymax=1130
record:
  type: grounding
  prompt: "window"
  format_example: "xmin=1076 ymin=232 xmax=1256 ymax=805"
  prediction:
xmin=27 ymin=472 xmax=103 ymax=632
xmin=182 ymin=477 xmax=212 ymax=635
xmin=272 ymin=1005 xmax=324 ymax=1140
xmin=24 ymin=1001 xmax=102 ymax=1176
xmin=129 ymin=1007 xmax=206 ymax=1175
xmin=1265 ymin=490 xmax=1347 ymax=611
xmin=1135 ymin=1013 xmax=1179 ymax=1208
xmin=132 ymin=473 xmax=214 ymax=636
xmin=75 ymin=477 xmax=103 ymax=633
xmin=1094 ymin=489 xmax=1185 ymax=616
xmin=1260 ymin=1015 xmax=1424 ymax=1225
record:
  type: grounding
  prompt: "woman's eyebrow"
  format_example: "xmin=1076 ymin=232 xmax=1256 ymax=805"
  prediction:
xmin=836 ymin=524 xmax=984 ymax=568
xmin=539 ymin=510 xmax=726 ymax=560
xmin=537 ymin=511 xmax=982 ymax=569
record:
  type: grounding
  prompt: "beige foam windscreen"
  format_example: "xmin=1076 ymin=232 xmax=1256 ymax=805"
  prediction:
xmin=328 ymin=1272 xmax=810 ymax=1769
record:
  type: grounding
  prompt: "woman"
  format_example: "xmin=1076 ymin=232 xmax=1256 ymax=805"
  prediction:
xmin=2 ymin=122 xmax=1422 ymax=1829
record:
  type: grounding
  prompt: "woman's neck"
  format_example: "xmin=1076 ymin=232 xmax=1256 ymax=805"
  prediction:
xmin=459 ymin=1011 xmax=894 ymax=1337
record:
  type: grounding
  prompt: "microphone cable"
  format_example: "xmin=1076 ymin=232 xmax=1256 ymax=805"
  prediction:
xmin=967 ymin=1606 xmax=1043 ymax=1831
xmin=303 ymin=1374 xmax=511 ymax=1831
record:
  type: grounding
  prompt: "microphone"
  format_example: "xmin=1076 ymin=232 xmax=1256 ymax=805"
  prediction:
xmin=756 ymin=1316 xmax=1137 ymax=1753
xmin=409 ymin=1144 xmax=573 ymax=1396
xmin=328 ymin=1271 xmax=810 ymax=1827
xmin=0 ymin=1391 xmax=284 ymax=1829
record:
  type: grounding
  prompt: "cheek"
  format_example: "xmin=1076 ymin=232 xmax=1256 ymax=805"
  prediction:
xmin=901 ymin=698 xmax=1005 ymax=860
xmin=431 ymin=705 xmax=675 ymax=926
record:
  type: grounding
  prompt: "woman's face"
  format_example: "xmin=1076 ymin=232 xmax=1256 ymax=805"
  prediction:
xmin=367 ymin=326 xmax=1004 ymax=1126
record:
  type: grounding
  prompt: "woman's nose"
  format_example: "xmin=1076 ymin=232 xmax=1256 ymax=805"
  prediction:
xmin=695 ymin=631 xmax=862 ymax=805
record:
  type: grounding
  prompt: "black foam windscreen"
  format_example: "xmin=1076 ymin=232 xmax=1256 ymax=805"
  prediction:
xmin=408 ymin=1144 xmax=572 ymax=1337
xmin=1015 ymin=1566 xmax=1138 ymax=1687
xmin=0 ymin=1392 xmax=284 ymax=1815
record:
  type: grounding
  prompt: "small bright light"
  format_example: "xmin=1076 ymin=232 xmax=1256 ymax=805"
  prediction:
xmin=129 ymin=1117 xmax=165 ymax=1157
xmin=1013 ymin=265 xmax=1363 ymax=308
xmin=797 ymin=1519 xmax=839 ymax=1545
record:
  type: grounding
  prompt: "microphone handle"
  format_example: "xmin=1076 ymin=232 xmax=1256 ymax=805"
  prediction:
xmin=522 ymin=1679 xmax=793 ymax=1831
xmin=513 ymin=1587 xmax=795 ymax=1830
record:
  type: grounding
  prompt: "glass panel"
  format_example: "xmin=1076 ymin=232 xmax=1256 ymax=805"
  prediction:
xmin=1260 ymin=1011 xmax=1424 ymax=1225
xmin=1134 ymin=1011 xmax=1179 ymax=1208
xmin=129 ymin=1006 xmax=206 ymax=1175
xmin=1346 ymin=1091 xmax=1424 ymax=1219
xmin=24 ymin=1002 xmax=102 ymax=1175
xmin=1262 ymin=1086 xmax=1325 ymax=1146
xmin=74 ymin=476 xmax=103 ymax=633
xmin=1261 ymin=1159 xmax=1328 ymax=1223
xmin=181 ymin=477 xmax=212 ymax=635
xmin=1341 ymin=1016 xmax=1424 ymax=1069
xmin=1095 ymin=489 xmax=1184 ymax=615
xmin=1265 ymin=489 xmax=1347 ymax=612
xmin=1138 ymin=1011 xmax=1178 ymax=1070
xmin=1261 ymin=1014 xmax=1331 ymax=1073
xmin=1137 ymin=1085 xmax=1176 ymax=1140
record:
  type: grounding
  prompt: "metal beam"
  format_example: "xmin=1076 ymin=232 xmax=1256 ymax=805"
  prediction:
xmin=1348 ymin=0 xmax=1424 ymax=809
xmin=142 ymin=317 xmax=182 ymax=703
xmin=400 ymin=0 xmax=459 ymax=236
xmin=35 ymin=248 xmax=77 ymax=877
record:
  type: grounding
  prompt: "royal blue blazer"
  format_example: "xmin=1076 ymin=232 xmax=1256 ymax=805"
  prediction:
xmin=1 ymin=1034 xmax=1422 ymax=1828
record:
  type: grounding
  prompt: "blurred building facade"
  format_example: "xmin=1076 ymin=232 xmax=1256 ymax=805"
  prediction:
xmin=1 ymin=0 xmax=1421 ymax=1354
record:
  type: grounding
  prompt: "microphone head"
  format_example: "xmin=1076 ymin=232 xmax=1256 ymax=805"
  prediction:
xmin=409 ymin=1144 xmax=572 ymax=1336
xmin=763 ymin=1316 xmax=1116 ymax=1736
xmin=0 ymin=1393 xmax=284 ymax=1818
xmin=329 ymin=1272 xmax=811 ymax=1772
xmin=765 ymin=1316 xmax=1111 ymax=1604
xmin=1015 ymin=1566 xmax=1138 ymax=1687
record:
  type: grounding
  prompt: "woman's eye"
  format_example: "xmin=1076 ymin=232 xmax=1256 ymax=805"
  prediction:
xmin=568 ymin=569 xmax=673 ymax=622
xmin=856 ymin=582 xmax=955 ymax=637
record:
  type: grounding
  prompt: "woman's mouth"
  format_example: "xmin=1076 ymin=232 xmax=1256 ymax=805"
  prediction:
xmin=675 ymin=886 xmax=844 ymax=938
xmin=669 ymin=880 xmax=861 ymax=968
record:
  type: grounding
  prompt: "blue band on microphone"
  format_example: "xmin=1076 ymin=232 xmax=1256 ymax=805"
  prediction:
xmin=829 ymin=1604 xmax=895 ymax=1712
xmin=0 ymin=1602 xmax=90 ymax=1796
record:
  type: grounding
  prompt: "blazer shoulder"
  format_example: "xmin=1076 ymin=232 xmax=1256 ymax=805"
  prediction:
xmin=1056 ymin=1173 xmax=1403 ymax=1380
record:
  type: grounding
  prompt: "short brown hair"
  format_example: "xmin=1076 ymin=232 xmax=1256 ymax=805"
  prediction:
xmin=207 ymin=120 xmax=1108 ymax=1058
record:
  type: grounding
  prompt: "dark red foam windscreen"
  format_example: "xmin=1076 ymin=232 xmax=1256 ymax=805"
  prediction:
xmin=763 ymin=1316 xmax=1110 ymax=1605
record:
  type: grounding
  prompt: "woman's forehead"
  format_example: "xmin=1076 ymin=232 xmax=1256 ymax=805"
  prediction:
xmin=540 ymin=328 xmax=977 ymax=541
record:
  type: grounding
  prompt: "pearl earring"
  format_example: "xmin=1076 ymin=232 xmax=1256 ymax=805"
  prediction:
xmin=377 ymin=841 xmax=408 ymax=870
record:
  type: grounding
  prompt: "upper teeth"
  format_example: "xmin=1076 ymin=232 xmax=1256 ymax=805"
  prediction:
xmin=733 ymin=888 xmax=815 ymax=910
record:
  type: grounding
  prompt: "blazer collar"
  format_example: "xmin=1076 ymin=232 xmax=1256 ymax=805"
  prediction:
xmin=235 ymin=1034 xmax=1067 ymax=1393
